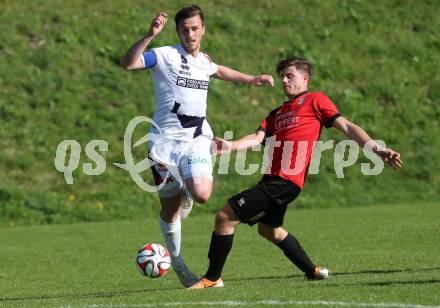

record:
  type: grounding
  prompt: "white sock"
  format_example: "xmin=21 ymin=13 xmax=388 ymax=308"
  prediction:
xmin=159 ymin=217 xmax=182 ymax=260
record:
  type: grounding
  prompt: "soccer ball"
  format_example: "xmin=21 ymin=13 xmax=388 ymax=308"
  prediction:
xmin=136 ymin=243 xmax=171 ymax=278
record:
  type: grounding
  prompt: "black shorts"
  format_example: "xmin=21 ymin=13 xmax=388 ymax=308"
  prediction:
xmin=228 ymin=175 xmax=301 ymax=227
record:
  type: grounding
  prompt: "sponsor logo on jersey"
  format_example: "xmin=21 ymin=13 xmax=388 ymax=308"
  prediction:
xmin=274 ymin=111 xmax=300 ymax=130
xmin=179 ymin=64 xmax=191 ymax=75
xmin=187 ymin=157 xmax=211 ymax=165
xmin=176 ymin=76 xmax=209 ymax=90
xmin=179 ymin=70 xmax=192 ymax=76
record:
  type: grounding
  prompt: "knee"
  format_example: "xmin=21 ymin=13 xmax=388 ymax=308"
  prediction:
xmin=214 ymin=203 xmax=239 ymax=235
xmin=215 ymin=209 xmax=229 ymax=226
xmin=258 ymin=224 xmax=286 ymax=243
xmin=215 ymin=206 xmax=238 ymax=230
xmin=192 ymin=189 xmax=211 ymax=204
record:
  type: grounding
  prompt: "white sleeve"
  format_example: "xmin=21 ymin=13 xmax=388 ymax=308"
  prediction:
xmin=150 ymin=46 xmax=170 ymax=72
xmin=208 ymin=61 xmax=218 ymax=76
xmin=201 ymin=52 xmax=218 ymax=76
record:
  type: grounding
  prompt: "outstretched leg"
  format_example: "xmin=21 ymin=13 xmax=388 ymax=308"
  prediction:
xmin=257 ymin=223 xmax=328 ymax=279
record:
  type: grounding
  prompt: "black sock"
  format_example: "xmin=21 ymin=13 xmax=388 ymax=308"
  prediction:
xmin=276 ymin=233 xmax=316 ymax=277
xmin=204 ymin=232 xmax=234 ymax=281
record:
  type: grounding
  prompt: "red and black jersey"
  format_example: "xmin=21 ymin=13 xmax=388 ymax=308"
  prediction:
xmin=259 ymin=91 xmax=340 ymax=189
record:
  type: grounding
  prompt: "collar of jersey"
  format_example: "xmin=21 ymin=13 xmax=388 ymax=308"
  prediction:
xmin=284 ymin=91 xmax=309 ymax=104
xmin=177 ymin=44 xmax=201 ymax=59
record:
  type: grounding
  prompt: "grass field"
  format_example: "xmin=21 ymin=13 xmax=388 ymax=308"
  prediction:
xmin=0 ymin=202 xmax=439 ymax=307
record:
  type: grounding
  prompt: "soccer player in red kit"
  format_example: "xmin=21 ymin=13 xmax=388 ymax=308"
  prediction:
xmin=190 ymin=57 xmax=403 ymax=288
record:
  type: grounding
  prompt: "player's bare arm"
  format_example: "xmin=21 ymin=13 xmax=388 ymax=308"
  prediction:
xmin=120 ymin=12 xmax=168 ymax=70
xmin=213 ymin=130 xmax=266 ymax=155
xmin=214 ymin=65 xmax=274 ymax=87
xmin=332 ymin=116 xmax=403 ymax=169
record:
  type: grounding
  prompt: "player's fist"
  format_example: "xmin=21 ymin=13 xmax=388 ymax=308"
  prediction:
xmin=148 ymin=12 xmax=168 ymax=37
xmin=251 ymin=74 xmax=274 ymax=87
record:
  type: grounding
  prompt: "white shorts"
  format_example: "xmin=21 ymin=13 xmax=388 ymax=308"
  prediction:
xmin=149 ymin=136 xmax=213 ymax=198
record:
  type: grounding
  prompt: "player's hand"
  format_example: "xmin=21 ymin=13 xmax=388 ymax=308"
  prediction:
xmin=251 ymin=74 xmax=274 ymax=87
xmin=148 ymin=12 xmax=168 ymax=37
xmin=212 ymin=137 xmax=233 ymax=155
xmin=373 ymin=147 xmax=403 ymax=169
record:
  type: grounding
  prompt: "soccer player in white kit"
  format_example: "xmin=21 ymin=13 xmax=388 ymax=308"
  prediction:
xmin=120 ymin=5 xmax=274 ymax=287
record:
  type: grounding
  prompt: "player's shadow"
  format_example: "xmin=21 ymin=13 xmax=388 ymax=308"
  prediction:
xmin=351 ymin=279 xmax=440 ymax=287
xmin=331 ymin=266 xmax=440 ymax=277
xmin=228 ymin=266 xmax=440 ymax=282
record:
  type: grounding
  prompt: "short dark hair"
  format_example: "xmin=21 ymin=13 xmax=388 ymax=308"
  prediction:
xmin=276 ymin=57 xmax=312 ymax=77
xmin=175 ymin=5 xmax=204 ymax=27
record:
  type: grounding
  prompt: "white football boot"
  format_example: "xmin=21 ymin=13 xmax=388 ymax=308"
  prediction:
xmin=306 ymin=266 xmax=329 ymax=280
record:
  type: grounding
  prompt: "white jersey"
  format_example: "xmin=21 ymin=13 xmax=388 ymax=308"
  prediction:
xmin=145 ymin=44 xmax=218 ymax=141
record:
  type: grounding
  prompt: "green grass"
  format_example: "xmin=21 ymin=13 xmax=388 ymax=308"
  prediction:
xmin=0 ymin=202 xmax=439 ymax=307
xmin=0 ymin=0 xmax=439 ymax=225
